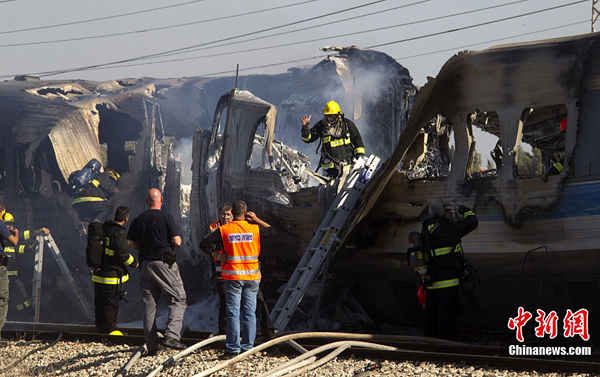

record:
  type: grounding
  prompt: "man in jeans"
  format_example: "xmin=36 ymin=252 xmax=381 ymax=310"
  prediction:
xmin=127 ymin=189 xmax=187 ymax=356
xmin=201 ymin=200 xmax=273 ymax=359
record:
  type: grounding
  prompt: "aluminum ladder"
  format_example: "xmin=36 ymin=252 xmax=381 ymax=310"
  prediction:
xmin=270 ymin=154 xmax=380 ymax=331
xmin=32 ymin=232 xmax=92 ymax=322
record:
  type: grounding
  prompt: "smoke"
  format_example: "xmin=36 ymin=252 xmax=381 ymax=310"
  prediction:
xmin=174 ymin=137 xmax=194 ymax=185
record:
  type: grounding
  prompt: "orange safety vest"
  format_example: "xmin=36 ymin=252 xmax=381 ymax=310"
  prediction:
xmin=219 ymin=220 xmax=260 ymax=281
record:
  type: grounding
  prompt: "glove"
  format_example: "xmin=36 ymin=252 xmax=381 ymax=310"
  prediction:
xmin=458 ymin=205 xmax=470 ymax=216
xmin=541 ymin=174 xmax=548 ymax=183
xmin=36 ymin=227 xmax=50 ymax=235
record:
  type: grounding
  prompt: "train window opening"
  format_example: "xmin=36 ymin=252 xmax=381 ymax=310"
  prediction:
xmin=469 ymin=111 xmax=502 ymax=180
xmin=96 ymin=104 xmax=142 ymax=174
xmin=403 ymin=114 xmax=452 ymax=181
xmin=519 ymin=104 xmax=567 ymax=178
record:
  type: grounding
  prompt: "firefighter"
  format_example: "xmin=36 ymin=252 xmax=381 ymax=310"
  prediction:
xmin=421 ymin=200 xmax=478 ymax=341
xmin=0 ymin=202 xmax=19 ymax=340
xmin=92 ymin=206 xmax=137 ymax=335
xmin=2 ymin=213 xmax=47 ymax=318
xmin=70 ymin=168 xmax=120 ymax=230
xmin=301 ymin=101 xmax=365 ymax=178
xmin=541 ymin=157 xmax=564 ymax=182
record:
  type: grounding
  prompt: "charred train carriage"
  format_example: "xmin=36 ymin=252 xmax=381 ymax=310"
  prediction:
xmin=334 ymin=32 xmax=600 ymax=336
xmin=1 ymin=32 xmax=599 ymax=337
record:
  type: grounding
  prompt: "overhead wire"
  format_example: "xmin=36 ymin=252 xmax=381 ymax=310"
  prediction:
xmin=9 ymin=0 xmax=389 ymax=78
xmin=395 ymin=20 xmax=588 ymax=61
xmin=86 ymin=0 xmax=531 ymax=70
xmin=0 ymin=0 xmax=208 ymax=35
xmin=0 ymin=0 xmax=320 ymax=48
xmin=366 ymin=0 xmax=588 ymax=49
xmin=0 ymin=0 xmax=589 ymax=79
xmin=27 ymin=0 xmax=587 ymax=79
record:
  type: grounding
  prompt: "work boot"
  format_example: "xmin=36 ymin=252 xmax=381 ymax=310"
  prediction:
xmin=218 ymin=351 xmax=239 ymax=360
xmin=143 ymin=344 xmax=166 ymax=357
xmin=161 ymin=336 xmax=187 ymax=350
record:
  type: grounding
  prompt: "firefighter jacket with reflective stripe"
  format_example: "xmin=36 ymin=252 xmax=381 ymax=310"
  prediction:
xmin=218 ymin=221 xmax=261 ymax=281
xmin=421 ymin=210 xmax=478 ymax=289
xmin=92 ymin=220 xmax=136 ymax=285
xmin=4 ymin=228 xmax=36 ymax=276
xmin=301 ymin=118 xmax=365 ymax=172
xmin=207 ymin=221 xmax=225 ymax=279
xmin=72 ymin=185 xmax=108 ymax=205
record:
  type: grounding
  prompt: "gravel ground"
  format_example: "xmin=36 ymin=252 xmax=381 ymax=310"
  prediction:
xmin=0 ymin=338 xmax=597 ymax=377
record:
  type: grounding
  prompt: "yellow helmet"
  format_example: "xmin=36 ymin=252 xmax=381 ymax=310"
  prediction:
xmin=322 ymin=101 xmax=341 ymax=115
xmin=3 ymin=212 xmax=14 ymax=224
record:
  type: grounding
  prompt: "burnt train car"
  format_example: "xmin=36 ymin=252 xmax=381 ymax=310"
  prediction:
xmin=333 ymin=32 xmax=600 ymax=336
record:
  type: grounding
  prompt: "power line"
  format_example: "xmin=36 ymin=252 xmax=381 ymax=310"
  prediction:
xmin=133 ymin=0 xmax=432 ymax=61
xmin=0 ymin=0 xmax=208 ymax=35
xmin=158 ymin=19 xmax=590 ymax=78
xmin=0 ymin=0 xmax=320 ymax=48
xmin=367 ymin=0 xmax=587 ymax=49
xmin=395 ymin=20 xmax=588 ymax=61
xmin=13 ymin=0 xmax=389 ymax=78
xmin=139 ymin=0 xmax=529 ymax=64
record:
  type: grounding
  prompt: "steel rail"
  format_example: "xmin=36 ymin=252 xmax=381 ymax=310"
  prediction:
xmin=2 ymin=324 xmax=598 ymax=374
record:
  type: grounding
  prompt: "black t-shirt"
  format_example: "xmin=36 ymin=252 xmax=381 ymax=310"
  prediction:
xmin=127 ymin=209 xmax=181 ymax=261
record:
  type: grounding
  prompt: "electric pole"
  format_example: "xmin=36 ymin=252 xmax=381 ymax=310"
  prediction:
xmin=593 ymin=0 xmax=599 ymax=32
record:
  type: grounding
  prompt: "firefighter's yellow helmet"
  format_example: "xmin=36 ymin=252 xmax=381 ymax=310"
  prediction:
xmin=322 ymin=101 xmax=341 ymax=115
xmin=3 ymin=212 xmax=14 ymax=223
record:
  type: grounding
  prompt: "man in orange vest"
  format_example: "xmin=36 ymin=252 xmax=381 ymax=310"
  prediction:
xmin=200 ymin=200 xmax=274 ymax=359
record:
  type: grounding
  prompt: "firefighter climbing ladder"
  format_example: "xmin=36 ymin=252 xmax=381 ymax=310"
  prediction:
xmin=32 ymin=233 xmax=92 ymax=322
xmin=270 ymin=154 xmax=380 ymax=331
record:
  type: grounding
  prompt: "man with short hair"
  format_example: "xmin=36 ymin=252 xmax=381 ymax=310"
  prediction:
xmin=93 ymin=206 xmax=137 ymax=335
xmin=127 ymin=189 xmax=187 ymax=355
xmin=205 ymin=202 xmax=233 ymax=335
xmin=200 ymin=200 xmax=274 ymax=359
xmin=421 ymin=200 xmax=478 ymax=341
xmin=0 ymin=201 xmax=19 ymax=340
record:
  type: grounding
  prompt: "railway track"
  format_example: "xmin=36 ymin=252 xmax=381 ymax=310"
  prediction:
xmin=2 ymin=321 xmax=599 ymax=375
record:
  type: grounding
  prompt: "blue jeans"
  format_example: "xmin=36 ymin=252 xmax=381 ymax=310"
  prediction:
xmin=225 ymin=279 xmax=259 ymax=353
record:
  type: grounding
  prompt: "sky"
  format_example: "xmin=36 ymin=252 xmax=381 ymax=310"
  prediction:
xmin=0 ymin=0 xmax=592 ymax=158
xmin=0 ymin=0 xmax=592 ymax=86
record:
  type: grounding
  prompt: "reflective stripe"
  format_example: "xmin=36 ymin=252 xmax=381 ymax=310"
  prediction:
xmin=302 ymin=135 xmax=312 ymax=142
xmin=322 ymin=136 xmax=331 ymax=143
xmin=429 ymin=278 xmax=460 ymax=289
xmin=16 ymin=299 xmax=31 ymax=311
xmin=227 ymin=255 xmax=259 ymax=262
xmin=23 ymin=230 xmax=31 ymax=240
xmin=91 ymin=179 xmax=100 ymax=187
xmin=432 ymin=246 xmax=454 ymax=256
xmin=354 ymin=147 xmax=365 ymax=154
xmin=221 ymin=268 xmax=260 ymax=276
xmin=554 ymin=162 xmax=563 ymax=173
xmin=463 ymin=211 xmax=475 ymax=218
xmin=18 ymin=245 xmax=25 ymax=254
xmin=125 ymin=254 xmax=135 ymax=266
xmin=432 ymin=243 xmax=461 ymax=256
xmin=105 ymin=248 xmax=115 ymax=256
xmin=72 ymin=197 xmax=106 ymax=205
xmin=8 ymin=271 xmax=18 ymax=276
xmin=92 ymin=274 xmax=130 ymax=285
xmin=329 ymin=137 xmax=351 ymax=147
xmin=321 ymin=162 xmax=335 ymax=170
xmin=4 ymin=246 xmax=15 ymax=254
